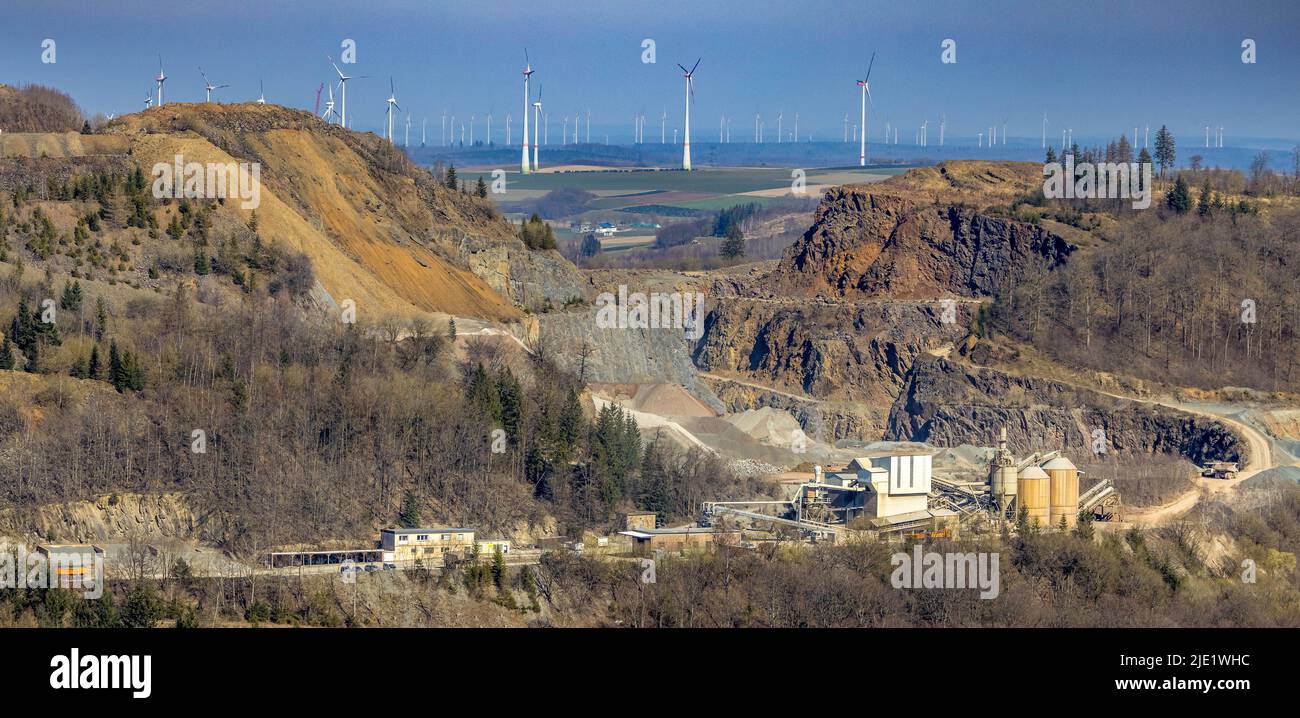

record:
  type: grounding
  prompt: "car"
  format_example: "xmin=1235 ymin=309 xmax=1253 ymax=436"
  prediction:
xmin=364 ymin=565 xmax=379 ymax=572
xmin=382 ymin=563 xmax=397 ymax=571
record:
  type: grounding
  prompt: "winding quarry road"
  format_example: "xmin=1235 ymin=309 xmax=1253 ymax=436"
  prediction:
xmin=1099 ymin=391 xmax=1279 ymax=526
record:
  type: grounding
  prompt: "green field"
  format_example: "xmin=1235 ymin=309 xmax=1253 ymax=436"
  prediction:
xmin=497 ymin=166 xmax=914 ymax=212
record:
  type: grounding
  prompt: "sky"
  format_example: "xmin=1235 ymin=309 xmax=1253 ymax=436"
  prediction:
xmin=3 ymin=0 xmax=1298 ymax=146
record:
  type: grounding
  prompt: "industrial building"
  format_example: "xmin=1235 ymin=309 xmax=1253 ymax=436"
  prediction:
xmin=380 ymin=527 xmax=475 ymax=565
xmin=36 ymin=544 xmax=104 ymax=588
xmin=619 ymin=525 xmax=737 ymax=551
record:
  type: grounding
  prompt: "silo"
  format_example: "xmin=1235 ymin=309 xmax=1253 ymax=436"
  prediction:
xmin=989 ymin=428 xmax=1018 ymax=503
xmin=1044 ymin=456 xmax=1080 ymax=530
xmin=1016 ymin=466 xmax=1051 ymax=527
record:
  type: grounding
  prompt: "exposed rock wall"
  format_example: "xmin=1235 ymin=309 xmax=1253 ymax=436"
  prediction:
xmin=886 ymin=358 xmax=1245 ymax=464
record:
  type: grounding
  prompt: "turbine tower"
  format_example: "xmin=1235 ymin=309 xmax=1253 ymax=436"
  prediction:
xmin=857 ymin=52 xmax=875 ymax=166
xmin=384 ymin=78 xmax=401 ymax=143
xmin=257 ymin=79 xmax=266 ymax=105
xmin=154 ymin=55 xmax=167 ymax=106
xmin=677 ymin=59 xmax=699 ymax=170
xmin=532 ymin=86 xmax=542 ymax=171
xmin=1042 ymin=113 xmax=1048 ymax=149
xmin=199 ymin=67 xmax=229 ymax=103
xmin=329 ymin=56 xmax=366 ymax=129
xmin=521 ymin=51 xmax=535 ymax=174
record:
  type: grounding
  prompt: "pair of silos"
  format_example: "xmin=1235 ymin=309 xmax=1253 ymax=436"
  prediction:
xmin=1017 ymin=457 xmax=1079 ymax=529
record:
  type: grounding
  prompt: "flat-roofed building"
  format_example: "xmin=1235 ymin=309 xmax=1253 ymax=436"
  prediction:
xmin=36 ymin=544 xmax=105 ymax=588
xmin=476 ymin=538 xmax=511 ymax=556
xmin=621 ymin=511 xmax=658 ymax=531
xmin=618 ymin=526 xmax=737 ymax=552
xmin=380 ymin=527 xmax=474 ymax=565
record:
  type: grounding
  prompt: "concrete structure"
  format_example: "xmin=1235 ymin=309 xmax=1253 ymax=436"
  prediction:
xmin=380 ymin=527 xmax=474 ymax=565
xmin=36 ymin=544 xmax=104 ymax=588
xmin=476 ymin=538 xmax=512 ymax=556
xmin=847 ymin=452 xmax=932 ymax=520
xmin=989 ymin=427 xmax=1018 ymax=505
xmin=1016 ymin=466 xmax=1051 ymax=527
xmin=622 ymin=511 xmax=658 ymax=532
xmin=1043 ymin=456 xmax=1080 ymax=530
xmin=619 ymin=526 xmax=734 ymax=551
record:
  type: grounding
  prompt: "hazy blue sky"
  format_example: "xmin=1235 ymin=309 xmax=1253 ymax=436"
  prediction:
xmin=3 ymin=0 xmax=1297 ymax=145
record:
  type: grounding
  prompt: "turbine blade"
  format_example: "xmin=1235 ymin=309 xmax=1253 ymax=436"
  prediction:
xmin=865 ymin=51 xmax=876 ymax=82
xmin=690 ymin=58 xmax=701 ymax=74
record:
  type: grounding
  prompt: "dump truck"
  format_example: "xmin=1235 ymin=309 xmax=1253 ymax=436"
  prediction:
xmin=1201 ymin=461 xmax=1239 ymax=480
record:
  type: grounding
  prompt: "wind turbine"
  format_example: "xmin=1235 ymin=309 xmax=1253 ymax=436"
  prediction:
xmin=677 ymin=58 xmax=699 ymax=171
xmin=532 ymin=85 xmax=542 ymax=171
xmin=857 ymin=52 xmax=875 ymax=166
xmin=199 ymin=67 xmax=229 ymax=103
xmin=939 ymin=114 xmax=946 ymax=146
xmin=778 ymin=109 xmax=783 ymax=144
xmin=662 ymin=110 xmax=667 ymax=143
xmin=257 ymin=79 xmax=266 ymax=104
xmin=422 ymin=117 xmax=427 ymax=147
xmin=329 ymin=56 xmax=366 ymax=129
xmin=1042 ymin=113 xmax=1049 ymax=149
xmin=384 ymin=78 xmax=401 ymax=143
xmin=154 ymin=55 xmax=167 ymax=106
xmin=521 ymin=51 xmax=535 ymax=174
xmin=405 ymin=113 xmax=412 ymax=147
xmin=321 ymin=83 xmax=339 ymax=123
xmin=143 ymin=90 xmax=153 ymax=110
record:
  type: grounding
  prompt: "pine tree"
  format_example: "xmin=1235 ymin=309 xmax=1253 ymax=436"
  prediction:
xmin=88 ymin=344 xmax=101 ymax=379
xmin=1166 ymin=175 xmax=1192 ymax=213
xmin=1154 ymin=125 xmax=1176 ymax=177
xmin=1197 ymin=178 xmax=1213 ymax=217
xmin=446 ymin=317 xmax=457 ymax=340
xmin=720 ymin=222 xmax=745 ymax=259
xmin=399 ymin=490 xmax=421 ymax=528
xmin=0 ymin=338 xmax=12 ymax=370
xmin=491 ymin=546 xmax=506 ymax=590
xmin=496 ymin=367 xmax=524 ymax=445
xmin=475 ymin=175 xmax=488 ymax=198
xmin=1045 ymin=146 xmax=1057 ymax=164
xmin=444 ymin=164 xmax=458 ymax=190
xmin=94 ymin=297 xmax=107 ymax=341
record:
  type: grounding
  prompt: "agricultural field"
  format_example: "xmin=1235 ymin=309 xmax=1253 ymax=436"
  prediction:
xmin=492 ymin=166 xmax=910 ymax=213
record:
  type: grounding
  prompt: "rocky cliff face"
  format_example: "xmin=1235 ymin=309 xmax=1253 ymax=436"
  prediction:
xmin=887 ymin=358 xmax=1245 ymax=464
xmin=763 ymin=188 xmax=1073 ymax=300
xmin=693 ymin=298 xmax=966 ymax=406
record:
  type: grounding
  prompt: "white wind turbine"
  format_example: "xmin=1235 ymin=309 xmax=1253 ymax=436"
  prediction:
xmin=199 ymin=67 xmax=229 ymax=103
xmin=677 ymin=58 xmax=699 ymax=170
xmin=856 ymin=52 xmax=875 ymax=166
xmin=321 ymin=83 xmax=339 ymax=123
xmin=777 ymin=109 xmax=783 ymax=144
xmin=521 ymin=51 xmax=535 ymax=174
xmin=154 ymin=55 xmax=167 ymax=106
xmin=257 ymin=79 xmax=266 ymax=104
xmin=143 ymin=90 xmax=153 ymax=110
xmin=384 ymin=78 xmax=401 ymax=143
xmin=1042 ymin=113 xmax=1048 ymax=149
xmin=662 ymin=110 xmax=667 ymax=143
xmin=329 ymin=56 xmax=367 ymax=130
xmin=405 ymin=113 xmax=412 ymax=147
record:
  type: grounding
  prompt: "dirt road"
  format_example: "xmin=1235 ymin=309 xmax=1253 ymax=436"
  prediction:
xmin=1095 ymin=391 xmax=1278 ymax=526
